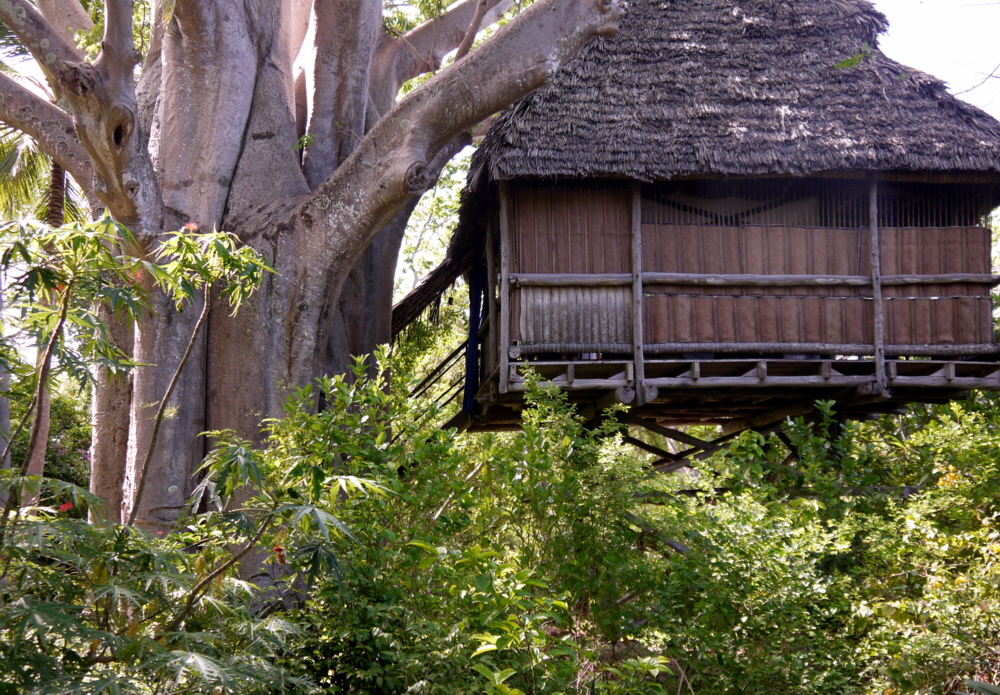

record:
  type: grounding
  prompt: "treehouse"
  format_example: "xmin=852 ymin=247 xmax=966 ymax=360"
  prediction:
xmin=394 ymin=0 xmax=1000 ymax=447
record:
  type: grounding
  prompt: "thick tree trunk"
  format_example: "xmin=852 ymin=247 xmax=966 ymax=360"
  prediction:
xmin=89 ymin=309 xmax=133 ymax=523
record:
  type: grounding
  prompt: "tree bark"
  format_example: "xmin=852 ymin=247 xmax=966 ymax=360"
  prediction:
xmin=89 ymin=308 xmax=132 ymax=524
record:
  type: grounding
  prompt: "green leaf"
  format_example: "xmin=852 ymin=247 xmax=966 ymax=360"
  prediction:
xmin=472 ymin=643 xmax=498 ymax=657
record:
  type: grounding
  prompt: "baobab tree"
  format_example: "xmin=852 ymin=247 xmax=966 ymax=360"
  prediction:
xmin=0 ymin=0 xmax=623 ymax=529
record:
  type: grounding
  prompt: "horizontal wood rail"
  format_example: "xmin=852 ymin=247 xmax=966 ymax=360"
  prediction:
xmin=642 ymin=342 xmax=1000 ymax=357
xmin=510 ymin=272 xmax=1000 ymax=288
xmin=644 ymin=273 xmax=870 ymax=286
xmin=512 ymin=273 xmax=632 ymax=286
xmin=513 ymin=342 xmax=1000 ymax=357
xmin=883 ymin=274 xmax=1000 ymax=286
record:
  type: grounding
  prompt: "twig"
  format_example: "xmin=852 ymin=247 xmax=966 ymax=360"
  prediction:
xmin=430 ymin=460 xmax=485 ymax=525
xmin=159 ymin=515 xmax=272 ymax=635
xmin=454 ymin=0 xmax=489 ymax=62
xmin=954 ymin=59 xmax=1000 ymax=96
xmin=127 ymin=286 xmax=211 ymax=527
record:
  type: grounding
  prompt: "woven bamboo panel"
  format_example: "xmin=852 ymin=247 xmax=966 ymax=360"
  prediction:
xmin=643 ymin=294 xmax=874 ymax=345
xmin=512 ymin=286 xmax=632 ymax=346
xmin=643 ymin=290 xmax=991 ymax=346
xmin=884 ymin=297 xmax=993 ymax=345
xmin=880 ymin=227 xmax=990 ymax=275
xmin=511 ymin=183 xmax=631 ymax=274
xmin=641 ymin=224 xmax=871 ymax=297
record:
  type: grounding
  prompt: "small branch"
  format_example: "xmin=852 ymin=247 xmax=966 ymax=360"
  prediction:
xmin=126 ymin=286 xmax=212 ymax=527
xmin=453 ymin=0 xmax=490 ymax=62
xmin=954 ymin=59 xmax=1000 ymax=97
xmin=0 ymin=284 xmax=73 ymax=543
xmin=159 ymin=515 xmax=272 ymax=635
xmin=0 ymin=0 xmax=84 ymax=79
xmin=431 ymin=459 xmax=486 ymax=525
xmin=369 ymin=0 xmax=513 ymax=116
xmin=0 ymin=72 xmax=95 ymax=194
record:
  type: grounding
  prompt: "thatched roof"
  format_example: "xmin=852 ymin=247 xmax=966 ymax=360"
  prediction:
xmin=473 ymin=0 xmax=1000 ymax=183
xmin=393 ymin=0 xmax=1000 ymax=335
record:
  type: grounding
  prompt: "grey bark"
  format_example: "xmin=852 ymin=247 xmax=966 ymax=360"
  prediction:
xmin=89 ymin=309 xmax=132 ymax=523
xmin=0 ymin=0 xmax=624 ymax=527
xmin=325 ymin=0 xmax=512 ymax=381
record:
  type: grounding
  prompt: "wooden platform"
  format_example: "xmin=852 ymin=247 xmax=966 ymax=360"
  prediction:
xmin=467 ymin=356 xmax=998 ymax=431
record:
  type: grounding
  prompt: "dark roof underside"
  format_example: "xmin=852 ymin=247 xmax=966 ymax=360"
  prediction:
xmin=472 ymin=0 xmax=1000 ymax=184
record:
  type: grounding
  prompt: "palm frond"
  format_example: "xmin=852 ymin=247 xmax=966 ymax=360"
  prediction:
xmin=0 ymin=126 xmax=54 ymax=221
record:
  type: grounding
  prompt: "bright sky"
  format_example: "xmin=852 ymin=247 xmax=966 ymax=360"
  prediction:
xmin=873 ymin=0 xmax=1000 ymax=119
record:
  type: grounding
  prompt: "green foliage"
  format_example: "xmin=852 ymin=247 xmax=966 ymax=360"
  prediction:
xmin=271 ymin=363 xmax=1000 ymax=695
xmin=0 ymin=480 xmax=318 ymax=693
xmin=0 ymin=218 xmax=317 ymax=693
xmin=836 ymin=43 xmax=873 ymax=69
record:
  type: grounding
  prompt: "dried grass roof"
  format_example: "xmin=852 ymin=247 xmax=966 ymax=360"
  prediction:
xmin=471 ymin=0 xmax=1000 ymax=183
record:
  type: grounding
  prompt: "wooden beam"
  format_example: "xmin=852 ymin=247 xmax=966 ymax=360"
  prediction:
xmin=623 ymin=435 xmax=676 ymax=460
xmin=870 ymin=174 xmax=886 ymax=392
xmin=631 ymin=182 xmax=648 ymax=405
xmin=499 ymin=182 xmax=511 ymax=394
xmin=643 ymin=342 xmax=1000 ymax=357
xmin=578 ymin=385 xmax=637 ymax=422
xmin=721 ymin=401 xmax=827 ymax=435
xmin=882 ymin=274 xmax=1000 ymax=286
xmin=650 ymin=459 xmax=693 ymax=474
xmin=650 ymin=426 xmax=774 ymax=474
xmin=511 ymin=273 xmax=632 ymax=286
xmin=643 ymin=272 xmax=871 ymax=286
xmin=621 ymin=413 xmax=710 ymax=448
xmin=509 ymin=272 xmax=1000 ymax=288
xmin=485 ymin=218 xmax=498 ymax=378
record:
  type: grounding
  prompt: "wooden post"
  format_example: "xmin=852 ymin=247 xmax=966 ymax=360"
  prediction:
xmin=499 ymin=182 xmax=511 ymax=394
xmin=631 ymin=182 xmax=649 ymax=405
xmin=485 ymin=218 xmax=498 ymax=381
xmin=869 ymin=174 xmax=887 ymax=392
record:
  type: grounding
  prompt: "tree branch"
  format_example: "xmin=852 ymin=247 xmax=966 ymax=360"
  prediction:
xmin=272 ymin=0 xmax=621 ymax=383
xmin=0 ymin=0 xmax=84 ymax=80
xmin=369 ymin=0 xmax=513 ymax=119
xmin=102 ymin=0 xmax=138 ymax=76
xmin=159 ymin=515 xmax=272 ymax=635
xmin=312 ymin=0 xmax=623 ymax=258
xmin=454 ymin=0 xmax=490 ymax=63
xmin=0 ymin=71 xmax=94 ymax=193
xmin=301 ymin=0 xmax=381 ymax=187
xmin=56 ymin=0 xmax=163 ymax=237
xmin=36 ymin=0 xmax=94 ymax=47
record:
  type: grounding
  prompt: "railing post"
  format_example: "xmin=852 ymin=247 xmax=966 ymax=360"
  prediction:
xmin=499 ymin=182 xmax=511 ymax=394
xmin=462 ymin=263 xmax=486 ymax=414
xmin=631 ymin=182 xmax=651 ymax=404
xmin=870 ymin=173 xmax=887 ymax=392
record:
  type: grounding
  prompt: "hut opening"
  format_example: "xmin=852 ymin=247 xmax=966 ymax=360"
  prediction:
xmin=393 ymin=0 xmax=1000 ymax=441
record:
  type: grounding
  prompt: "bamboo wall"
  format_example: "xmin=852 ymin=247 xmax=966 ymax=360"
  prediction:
xmin=503 ymin=180 xmax=996 ymax=354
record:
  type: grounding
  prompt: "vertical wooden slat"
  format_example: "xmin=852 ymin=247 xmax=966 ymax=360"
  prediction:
xmin=870 ymin=175 xmax=886 ymax=391
xmin=631 ymin=182 xmax=646 ymax=404
xmin=499 ymin=182 xmax=511 ymax=394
